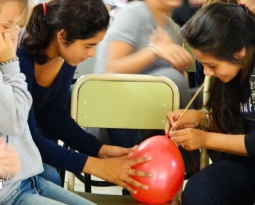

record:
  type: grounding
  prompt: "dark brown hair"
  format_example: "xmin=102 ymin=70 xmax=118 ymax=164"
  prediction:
xmin=22 ymin=0 xmax=110 ymax=64
xmin=181 ymin=3 xmax=255 ymax=133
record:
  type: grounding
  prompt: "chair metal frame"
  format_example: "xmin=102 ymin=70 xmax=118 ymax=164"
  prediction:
xmin=67 ymin=73 xmax=180 ymax=204
xmin=200 ymin=76 xmax=211 ymax=169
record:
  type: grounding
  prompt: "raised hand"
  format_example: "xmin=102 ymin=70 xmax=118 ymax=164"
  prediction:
xmin=149 ymin=27 xmax=193 ymax=73
xmin=0 ymin=26 xmax=20 ymax=62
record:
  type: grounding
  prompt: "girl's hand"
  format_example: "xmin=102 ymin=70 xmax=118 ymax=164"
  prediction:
xmin=87 ymin=155 xmax=154 ymax=194
xmin=0 ymin=26 xmax=20 ymax=62
xmin=98 ymin=144 xmax=136 ymax=159
xmin=0 ymin=139 xmax=20 ymax=178
xmin=170 ymin=128 xmax=208 ymax=150
xmin=89 ymin=145 xmax=154 ymax=194
xmin=165 ymin=109 xmax=205 ymax=134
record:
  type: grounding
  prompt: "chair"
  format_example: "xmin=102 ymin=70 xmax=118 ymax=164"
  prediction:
xmin=200 ymin=76 xmax=211 ymax=169
xmin=67 ymin=73 xmax=180 ymax=196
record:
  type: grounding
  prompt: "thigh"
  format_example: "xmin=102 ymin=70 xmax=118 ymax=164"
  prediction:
xmin=182 ymin=155 xmax=255 ymax=205
xmin=3 ymin=179 xmax=65 ymax=205
xmin=35 ymin=176 xmax=96 ymax=205
xmin=38 ymin=163 xmax=62 ymax=186
xmin=11 ymin=193 xmax=66 ymax=205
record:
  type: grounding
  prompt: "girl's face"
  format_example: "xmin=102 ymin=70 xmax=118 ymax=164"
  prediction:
xmin=0 ymin=1 xmax=23 ymax=37
xmin=192 ymin=48 xmax=243 ymax=83
xmin=58 ymin=30 xmax=106 ymax=66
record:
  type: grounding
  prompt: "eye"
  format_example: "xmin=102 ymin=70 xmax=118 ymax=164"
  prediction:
xmin=85 ymin=45 xmax=91 ymax=49
xmin=208 ymin=65 xmax=216 ymax=69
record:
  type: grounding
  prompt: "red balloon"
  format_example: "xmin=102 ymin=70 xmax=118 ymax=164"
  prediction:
xmin=130 ymin=135 xmax=184 ymax=204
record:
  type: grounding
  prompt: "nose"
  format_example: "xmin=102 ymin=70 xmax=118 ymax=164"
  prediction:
xmin=203 ymin=66 xmax=214 ymax=77
xmin=87 ymin=46 xmax=96 ymax=58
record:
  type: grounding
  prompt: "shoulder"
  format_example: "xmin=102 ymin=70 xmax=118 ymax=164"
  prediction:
xmin=17 ymin=46 xmax=35 ymax=77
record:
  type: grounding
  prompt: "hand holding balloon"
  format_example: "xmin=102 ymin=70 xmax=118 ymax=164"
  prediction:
xmin=129 ymin=135 xmax=185 ymax=205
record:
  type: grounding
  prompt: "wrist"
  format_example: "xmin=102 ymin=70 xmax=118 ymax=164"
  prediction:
xmin=83 ymin=156 xmax=100 ymax=175
xmin=199 ymin=107 xmax=213 ymax=131
xmin=0 ymin=57 xmax=19 ymax=66
xmin=98 ymin=144 xmax=108 ymax=158
xmin=148 ymin=42 xmax=158 ymax=58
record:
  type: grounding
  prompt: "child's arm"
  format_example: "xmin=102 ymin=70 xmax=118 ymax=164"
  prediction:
xmin=0 ymin=27 xmax=32 ymax=136
xmin=0 ymin=138 xmax=20 ymax=178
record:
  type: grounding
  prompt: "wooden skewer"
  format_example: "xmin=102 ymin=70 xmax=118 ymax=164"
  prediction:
xmin=169 ymin=81 xmax=205 ymax=132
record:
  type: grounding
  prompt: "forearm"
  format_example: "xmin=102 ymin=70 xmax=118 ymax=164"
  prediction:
xmin=205 ymin=132 xmax=248 ymax=156
xmin=0 ymin=61 xmax=32 ymax=135
xmin=82 ymin=156 xmax=104 ymax=177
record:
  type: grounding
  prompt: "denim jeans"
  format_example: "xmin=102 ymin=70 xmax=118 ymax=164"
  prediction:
xmin=182 ymin=154 xmax=255 ymax=205
xmin=38 ymin=163 xmax=62 ymax=186
xmin=107 ymin=128 xmax=143 ymax=148
xmin=1 ymin=176 xmax=95 ymax=205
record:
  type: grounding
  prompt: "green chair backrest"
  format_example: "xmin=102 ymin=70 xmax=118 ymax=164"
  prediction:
xmin=183 ymin=42 xmax=196 ymax=72
xmin=71 ymin=74 xmax=180 ymax=130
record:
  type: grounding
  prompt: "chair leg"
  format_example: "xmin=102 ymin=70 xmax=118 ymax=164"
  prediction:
xmin=85 ymin=174 xmax=92 ymax=193
xmin=59 ymin=169 xmax=66 ymax=187
xmin=67 ymin=171 xmax=75 ymax=191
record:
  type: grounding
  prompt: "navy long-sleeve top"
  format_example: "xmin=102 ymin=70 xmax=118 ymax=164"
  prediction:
xmin=17 ymin=46 xmax=104 ymax=175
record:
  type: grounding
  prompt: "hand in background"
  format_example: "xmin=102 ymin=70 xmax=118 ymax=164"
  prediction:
xmin=149 ymin=27 xmax=193 ymax=73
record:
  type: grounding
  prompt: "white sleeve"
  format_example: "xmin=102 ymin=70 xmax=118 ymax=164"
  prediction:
xmin=0 ymin=61 xmax=32 ymax=136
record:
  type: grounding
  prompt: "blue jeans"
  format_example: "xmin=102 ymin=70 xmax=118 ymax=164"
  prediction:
xmin=182 ymin=154 xmax=255 ymax=205
xmin=1 ymin=176 xmax=95 ymax=205
xmin=38 ymin=163 xmax=62 ymax=186
xmin=107 ymin=128 xmax=143 ymax=148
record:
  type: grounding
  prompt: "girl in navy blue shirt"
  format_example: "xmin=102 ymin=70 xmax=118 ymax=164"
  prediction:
xmin=166 ymin=3 xmax=255 ymax=204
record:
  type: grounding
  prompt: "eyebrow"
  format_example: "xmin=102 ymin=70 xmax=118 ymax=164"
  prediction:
xmin=86 ymin=43 xmax=97 ymax=46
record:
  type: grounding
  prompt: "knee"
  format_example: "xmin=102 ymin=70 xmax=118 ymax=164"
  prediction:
xmin=182 ymin=174 xmax=218 ymax=205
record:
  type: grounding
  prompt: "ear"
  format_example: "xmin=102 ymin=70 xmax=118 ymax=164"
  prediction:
xmin=234 ymin=47 xmax=246 ymax=60
xmin=56 ymin=29 xmax=67 ymax=44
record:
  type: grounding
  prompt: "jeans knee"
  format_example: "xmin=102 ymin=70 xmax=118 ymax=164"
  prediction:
xmin=182 ymin=175 xmax=218 ymax=205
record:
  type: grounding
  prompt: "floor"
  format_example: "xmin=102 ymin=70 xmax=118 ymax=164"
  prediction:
xmin=64 ymin=172 xmax=123 ymax=195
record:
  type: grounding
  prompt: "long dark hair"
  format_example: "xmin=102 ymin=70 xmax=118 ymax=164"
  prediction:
xmin=181 ymin=3 xmax=255 ymax=133
xmin=22 ymin=0 xmax=110 ymax=64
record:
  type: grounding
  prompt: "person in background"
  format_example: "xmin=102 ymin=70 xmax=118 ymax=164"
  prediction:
xmin=18 ymin=0 xmax=154 ymax=194
xmin=166 ymin=3 xmax=255 ymax=204
xmin=0 ymin=0 xmax=97 ymax=204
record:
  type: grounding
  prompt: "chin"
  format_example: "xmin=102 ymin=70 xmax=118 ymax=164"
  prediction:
xmin=218 ymin=77 xmax=229 ymax=83
xmin=68 ymin=61 xmax=79 ymax=66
